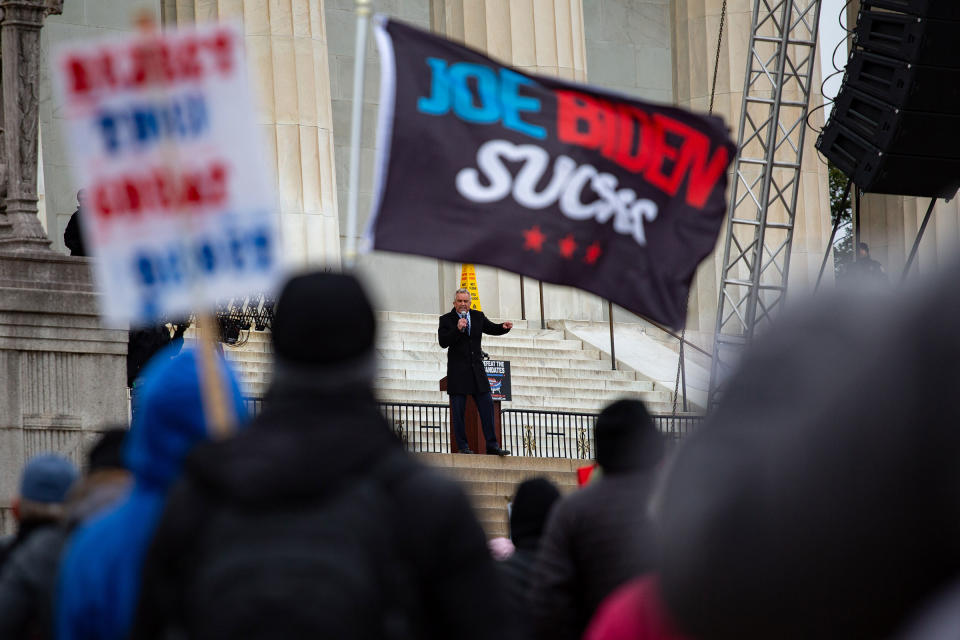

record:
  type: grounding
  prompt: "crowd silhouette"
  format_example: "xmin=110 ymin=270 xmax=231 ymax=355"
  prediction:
xmin=2 ymin=266 xmax=959 ymax=639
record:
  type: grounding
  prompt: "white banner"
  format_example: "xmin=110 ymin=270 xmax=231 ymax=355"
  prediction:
xmin=53 ymin=22 xmax=282 ymax=326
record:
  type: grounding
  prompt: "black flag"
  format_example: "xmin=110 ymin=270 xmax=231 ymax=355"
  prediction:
xmin=366 ymin=17 xmax=735 ymax=329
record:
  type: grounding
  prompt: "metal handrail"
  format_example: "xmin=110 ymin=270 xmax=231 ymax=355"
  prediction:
xmin=244 ymin=399 xmax=703 ymax=459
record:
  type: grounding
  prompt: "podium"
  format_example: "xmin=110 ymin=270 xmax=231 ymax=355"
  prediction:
xmin=439 ymin=376 xmax=502 ymax=454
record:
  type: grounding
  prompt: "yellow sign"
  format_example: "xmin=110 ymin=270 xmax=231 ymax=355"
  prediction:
xmin=459 ymin=263 xmax=482 ymax=311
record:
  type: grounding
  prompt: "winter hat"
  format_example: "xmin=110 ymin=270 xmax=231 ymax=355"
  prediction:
xmin=509 ymin=477 xmax=562 ymax=549
xmin=271 ymin=271 xmax=376 ymax=366
xmin=20 ymin=454 xmax=78 ymax=504
xmin=595 ymin=399 xmax=663 ymax=474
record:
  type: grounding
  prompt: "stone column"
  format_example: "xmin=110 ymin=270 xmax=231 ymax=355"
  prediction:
xmin=431 ymin=0 xmax=587 ymax=81
xmin=0 ymin=0 xmax=64 ymax=251
xmin=430 ymin=0 xmax=602 ymax=322
xmin=165 ymin=0 xmax=342 ymax=266
xmin=0 ymin=0 xmax=129 ymax=533
xmin=673 ymin=0 xmax=833 ymax=343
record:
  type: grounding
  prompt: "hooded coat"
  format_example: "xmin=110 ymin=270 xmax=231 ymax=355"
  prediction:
xmin=129 ymin=372 xmax=509 ymax=640
xmin=55 ymin=346 xmax=247 ymax=640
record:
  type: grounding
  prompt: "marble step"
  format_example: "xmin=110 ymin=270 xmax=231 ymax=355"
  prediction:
xmin=382 ymin=321 xmax=553 ymax=337
xmin=456 ymin=478 xmax=580 ymax=499
xmin=376 ymin=312 xmax=535 ymax=329
xmin=376 ymin=345 xmax=602 ymax=361
xmin=377 ymin=336 xmax=584 ymax=350
xmin=373 ymin=377 xmax=660 ymax=399
xmin=233 ymin=350 xmax=615 ymax=372
xmin=378 ymin=365 xmax=639 ymax=383
xmin=378 ymin=327 xmax=569 ymax=341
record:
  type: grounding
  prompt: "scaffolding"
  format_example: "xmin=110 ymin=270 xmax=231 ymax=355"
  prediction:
xmin=708 ymin=0 xmax=824 ymax=409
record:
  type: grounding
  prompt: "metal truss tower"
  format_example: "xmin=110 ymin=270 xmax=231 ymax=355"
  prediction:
xmin=708 ymin=0 xmax=824 ymax=409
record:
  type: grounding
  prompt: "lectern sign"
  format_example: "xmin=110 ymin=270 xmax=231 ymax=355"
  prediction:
xmin=484 ymin=359 xmax=511 ymax=402
xmin=52 ymin=23 xmax=281 ymax=326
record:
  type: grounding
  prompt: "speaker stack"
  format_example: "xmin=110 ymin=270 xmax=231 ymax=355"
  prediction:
xmin=816 ymin=0 xmax=960 ymax=199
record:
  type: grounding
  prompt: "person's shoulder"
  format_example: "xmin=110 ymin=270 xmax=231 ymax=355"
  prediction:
xmin=439 ymin=309 xmax=456 ymax=321
xmin=389 ymin=454 xmax=469 ymax=507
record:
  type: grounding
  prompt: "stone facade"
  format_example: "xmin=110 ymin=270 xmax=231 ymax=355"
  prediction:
xmin=163 ymin=0 xmax=342 ymax=266
xmin=2 ymin=0 xmax=131 ymax=533
xmin=673 ymin=0 xmax=833 ymax=348
xmin=37 ymin=0 xmax=161 ymax=254
xmin=0 ymin=255 xmax=129 ymax=531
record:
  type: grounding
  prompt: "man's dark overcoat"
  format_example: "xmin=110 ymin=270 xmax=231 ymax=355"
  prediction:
xmin=438 ymin=308 xmax=509 ymax=395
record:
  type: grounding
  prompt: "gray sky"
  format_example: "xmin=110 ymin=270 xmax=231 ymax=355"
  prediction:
xmin=819 ymin=0 xmax=849 ymax=117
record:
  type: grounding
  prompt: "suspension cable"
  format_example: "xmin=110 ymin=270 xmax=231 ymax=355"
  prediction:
xmin=674 ymin=0 xmax=727 ymax=417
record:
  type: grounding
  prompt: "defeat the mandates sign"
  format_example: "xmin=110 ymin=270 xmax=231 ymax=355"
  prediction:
xmin=53 ymin=22 xmax=282 ymax=326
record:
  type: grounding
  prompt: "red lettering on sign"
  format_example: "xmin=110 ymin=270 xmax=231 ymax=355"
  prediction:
xmin=555 ymin=89 xmax=728 ymax=209
xmin=91 ymin=161 xmax=230 ymax=219
xmin=612 ymin=105 xmax=653 ymax=173
xmin=556 ymin=91 xmax=604 ymax=148
xmin=64 ymin=28 xmax=236 ymax=99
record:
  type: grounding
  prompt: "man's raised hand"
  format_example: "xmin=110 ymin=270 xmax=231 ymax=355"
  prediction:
xmin=503 ymin=321 xmax=513 ymax=330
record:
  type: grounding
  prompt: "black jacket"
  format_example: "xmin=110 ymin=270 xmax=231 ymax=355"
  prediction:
xmin=63 ymin=209 xmax=86 ymax=257
xmin=131 ymin=385 xmax=510 ymax=640
xmin=438 ymin=308 xmax=509 ymax=395
xmin=530 ymin=470 xmax=660 ymax=640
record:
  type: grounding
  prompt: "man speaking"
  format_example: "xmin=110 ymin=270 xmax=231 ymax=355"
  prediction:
xmin=439 ymin=288 xmax=513 ymax=455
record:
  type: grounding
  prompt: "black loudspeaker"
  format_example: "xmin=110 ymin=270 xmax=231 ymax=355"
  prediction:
xmin=832 ymin=88 xmax=960 ymax=157
xmin=817 ymin=1 xmax=960 ymax=199
xmin=843 ymin=50 xmax=960 ymax=112
xmin=819 ymin=124 xmax=960 ymax=199
xmin=856 ymin=10 xmax=955 ymax=63
xmin=863 ymin=0 xmax=960 ymax=20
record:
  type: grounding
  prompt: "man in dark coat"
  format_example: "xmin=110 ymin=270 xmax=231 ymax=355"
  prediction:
xmin=62 ymin=190 xmax=87 ymax=257
xmin=131 ymin=272 xmax=511 ymax=640
xmin=438 ymin=287 xmax=513 ymax=455
xmin=530 ymin=399 xmax=664 ymax=640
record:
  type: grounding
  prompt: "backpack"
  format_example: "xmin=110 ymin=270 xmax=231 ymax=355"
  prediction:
xmin=179 ymin=452 xmax=422 ymax=640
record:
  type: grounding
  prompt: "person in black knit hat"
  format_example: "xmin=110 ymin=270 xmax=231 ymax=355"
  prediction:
xmin=132 ymin=270 xmax=511 ymax=640
xmin=498 ymin=477 xmax=562 ymax=640
xmin=530 ymin=399 xmax=665 ymax=640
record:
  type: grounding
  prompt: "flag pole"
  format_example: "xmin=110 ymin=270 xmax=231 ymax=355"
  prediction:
xmin=344 ymin=0 xmax=372 ymax=268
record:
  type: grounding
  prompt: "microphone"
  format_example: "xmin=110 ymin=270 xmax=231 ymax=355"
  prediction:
xmin=458 ymin=311 xmax=467 ymax=332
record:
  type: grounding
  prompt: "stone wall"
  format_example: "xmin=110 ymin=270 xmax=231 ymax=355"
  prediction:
xmin=672 ymin=0 xmax=833 ymax=348
xmin=0 ymin=254 xmax=129 ymax=534
xmin=162 ymin=0 xmax=342 ymax=266
xmin=38 ymin=0 xmax=162 ymax=254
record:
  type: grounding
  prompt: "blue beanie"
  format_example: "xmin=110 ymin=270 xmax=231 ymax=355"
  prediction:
xmin=20 ymin=454 xmax=78 ymax=504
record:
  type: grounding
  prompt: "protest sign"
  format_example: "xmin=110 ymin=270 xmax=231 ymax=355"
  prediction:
xmin=367 ymin=17 xmax=736 ymax=329
xmin=53 ymin=22 xmax=281 ymax=327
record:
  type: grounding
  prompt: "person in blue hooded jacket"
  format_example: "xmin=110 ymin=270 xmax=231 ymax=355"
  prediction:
xmin=54 ymin=344 xmax=248 ymax=640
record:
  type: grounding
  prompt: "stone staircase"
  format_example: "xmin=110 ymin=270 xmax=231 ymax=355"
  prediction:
xmin=220 ymin=311 xmax=676 ymax=414
xmin=417 ymin=452 xmax=582 ymax=538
